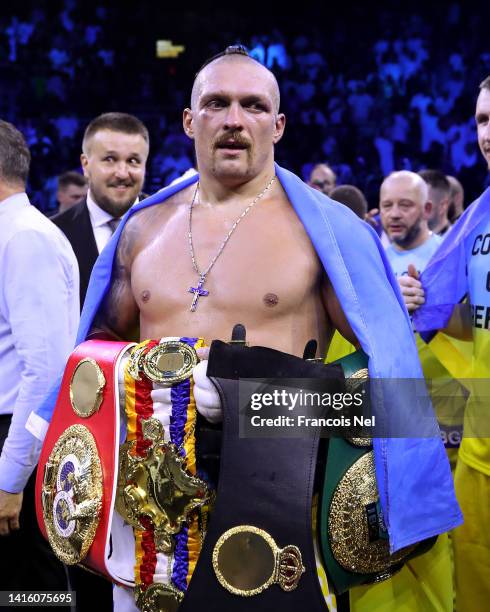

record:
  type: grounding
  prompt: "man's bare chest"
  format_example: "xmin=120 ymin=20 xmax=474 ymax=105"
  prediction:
xmin=130 ymin=203 xmax=322 ymax=319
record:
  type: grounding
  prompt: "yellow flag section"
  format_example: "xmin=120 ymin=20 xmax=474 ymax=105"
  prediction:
xmin=458 ymin=327 xmax=490 ymax=476
xmin=325 ymin=330 xmax=357 ymax=363
xmin=325 ymin=331 xmax=454 ymax=611
xmin=349 ymin=534 xmax=453 ymax=612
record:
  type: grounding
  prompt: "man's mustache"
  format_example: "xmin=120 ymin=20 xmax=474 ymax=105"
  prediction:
xmin=213 ymin=133 xmax=251 ymax=149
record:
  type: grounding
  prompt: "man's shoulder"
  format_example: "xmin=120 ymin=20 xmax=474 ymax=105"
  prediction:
xmin=4 ymin=205 xmax=75 ymax=261
xmin=125 ymin=184 xmax=193 ymax=228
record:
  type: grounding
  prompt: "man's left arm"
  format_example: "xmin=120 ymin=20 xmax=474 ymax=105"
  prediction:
xmin=0 ymin=230 xmax=79 ymax=533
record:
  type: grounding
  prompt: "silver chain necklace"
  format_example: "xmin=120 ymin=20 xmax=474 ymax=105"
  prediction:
xmin=187 ymin=175 xmax=276 ymax=312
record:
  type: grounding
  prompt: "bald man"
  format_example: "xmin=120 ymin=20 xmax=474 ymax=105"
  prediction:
xmin=379 ymin=170 xmax=442 ymax=311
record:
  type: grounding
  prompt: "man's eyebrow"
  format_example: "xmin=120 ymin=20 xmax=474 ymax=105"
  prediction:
xmin=241 ymin=95 xmax=271 ymax=107
xmin=200 ymin=91 xmax=230 ymax=104
xmin=199 ymin=91 xmax=271 ymax=106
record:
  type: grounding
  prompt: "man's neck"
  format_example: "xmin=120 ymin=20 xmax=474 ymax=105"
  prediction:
xmin=0 ymin=185 xmax=24 ymax=204
xmin=197 ymin=165 xmax=276 ymax=207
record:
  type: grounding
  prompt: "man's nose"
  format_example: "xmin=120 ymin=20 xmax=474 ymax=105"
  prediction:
xmin=389 ymin=204 xmax=401 ymax=218
xmin=483 ymin=121 xmax=490 ymax=140
xmin=114 ymin=161 xmax=130 ymax=178
xmin=223 ymin=102 xmax=244 ymax=130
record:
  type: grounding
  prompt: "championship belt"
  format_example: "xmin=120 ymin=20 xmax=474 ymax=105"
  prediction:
xmin=320 ymin=351 xmax=437 ymax=594
xmin=36 ymin=337 xmax=213 ymax=611
xmin=35 ymin=339 xmax=135 ymax=577
xmin=180 ymin=331 xmax=346 ymax=612
xmin=115 ymin=337 xmax=212 ymax=610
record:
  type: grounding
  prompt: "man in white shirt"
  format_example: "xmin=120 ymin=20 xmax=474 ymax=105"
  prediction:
xmin=379 ymin=170 xmax=442 ymax=311
xmin=0 ymin=120 xmax=79 ymax=591
xmin=53 ymin=113 xmax=149 ymax=306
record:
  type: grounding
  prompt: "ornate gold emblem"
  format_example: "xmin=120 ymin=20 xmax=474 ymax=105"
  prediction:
xmin=213 ymin=525 xmax=305 ymax=596
xmin=135 ymin=583 xmax=184 ymax=612
xmin=70 ymin=358 xmax=106 ymax=418
xmin=328 ymin=451 xmax=415 ymax=575
xmin=127 ymin=340 xmax=198 ymax=384
xmin=115 ymin=417 xmax=211 ymax=553
xmin=42 ymin=424 xmax=103 ymax=564
xmin=347 ymin=366 xmax=371 ymax=447
xmin=349 ymin=437 xmax=372 ymax=448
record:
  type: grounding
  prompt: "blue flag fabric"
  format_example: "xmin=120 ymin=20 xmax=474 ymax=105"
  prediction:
xmin=37 ymin=164 xmax=462 ymax=552
xmin=413 ymin=187 xmax=490 ymax=336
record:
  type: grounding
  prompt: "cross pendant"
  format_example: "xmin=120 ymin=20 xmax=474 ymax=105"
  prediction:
xmin=188 ymin=276 xmax=209 ymax=312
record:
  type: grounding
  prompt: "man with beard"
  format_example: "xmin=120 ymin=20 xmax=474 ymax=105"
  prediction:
xmin=379 ymin=170 xmax=442 ymax=312
xmin=53 ymin=113 xmax=149 ymax=306
xmin=52 ymin=113 xmax=148 ymax=610
xmin=413 ymin=75 xmax=490 ymax=611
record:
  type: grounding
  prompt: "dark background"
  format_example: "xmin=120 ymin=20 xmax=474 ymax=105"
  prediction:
xmin=1 ymin=0 xmax=489 ymax=211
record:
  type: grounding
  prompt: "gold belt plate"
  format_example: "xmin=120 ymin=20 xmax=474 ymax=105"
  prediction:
xmin=328 ymin=451 xmax=415 ymax=575
xmin=213 ymin=525 xmax=305 ymax=596
xmin=69 ymin=358 xmax=106 ymax=418
xmin=42 ymin=424 xmax=103 ymax=564
xmin=135 ymin=583 xmax=184 ymax=612
xmin=127 ymin=340 xmax=198 ymax=384
xmin=115 ymin=417 xmax=211 ymax=553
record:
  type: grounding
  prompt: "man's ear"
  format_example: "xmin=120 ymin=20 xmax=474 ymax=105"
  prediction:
xmin=423 ymin=200 xmax=433 ymax=220
xmin=80 ymin=153 xmax=89 ymax=178
xmin=272 ymin=113 xmax=286 ymax=144
xmin=183 ymin=108 xmax=194 ymax=139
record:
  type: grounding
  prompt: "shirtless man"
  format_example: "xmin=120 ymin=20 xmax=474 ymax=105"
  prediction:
xmin=94 ymin=47 xmax=354 ymax=356
xmin=27 ymin=47 xmax=459 ymax=612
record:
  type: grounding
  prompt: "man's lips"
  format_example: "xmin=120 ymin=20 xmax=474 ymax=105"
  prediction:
xmin=109 ymin=184 xmax=133 ymax=190
xmin=215 ymin=140 xmax=249 ymax=151
xmin=388 ymin=224 xmax=404 ymax=233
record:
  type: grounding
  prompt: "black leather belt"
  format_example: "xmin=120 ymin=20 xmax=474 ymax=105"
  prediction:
xmin=181 ymin=338 xmax=344 ymax=611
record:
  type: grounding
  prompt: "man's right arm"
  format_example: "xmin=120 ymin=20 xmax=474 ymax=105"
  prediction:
xmin=93 ymin=216 xmax=140 ymax=341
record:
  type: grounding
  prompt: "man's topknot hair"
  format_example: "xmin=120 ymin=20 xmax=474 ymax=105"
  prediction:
xmin=195 ymin=45 xmax=252 ymax=76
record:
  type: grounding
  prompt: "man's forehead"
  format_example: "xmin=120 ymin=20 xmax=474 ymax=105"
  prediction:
xmin=194 ymin=56 xmax=278 ymax=103
xmin=381 ymin=176 xmax=420 ymax=198
xmin=312 ymin=166 xmax=333 ymax=179
xmin=476 ymin=88 xmax=490 ymax=113
xmin=90 ymin=129 xmax=145 ymax=144
xmin=87 ymin=130 xmax=148 ymax=153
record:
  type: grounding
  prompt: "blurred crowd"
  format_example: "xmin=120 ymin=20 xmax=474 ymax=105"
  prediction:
xmin=0 ymin=1 xmax=489 ymax=214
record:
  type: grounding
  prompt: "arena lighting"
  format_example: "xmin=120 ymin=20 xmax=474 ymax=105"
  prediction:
xmin=156 ymin=40 xmax=185 ymax=58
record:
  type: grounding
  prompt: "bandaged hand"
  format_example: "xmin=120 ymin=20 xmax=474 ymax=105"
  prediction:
xmin=398 ymin=264 xmax=425 ymax=313
xmin=192 ymin=359 xmax=222 ymax=424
